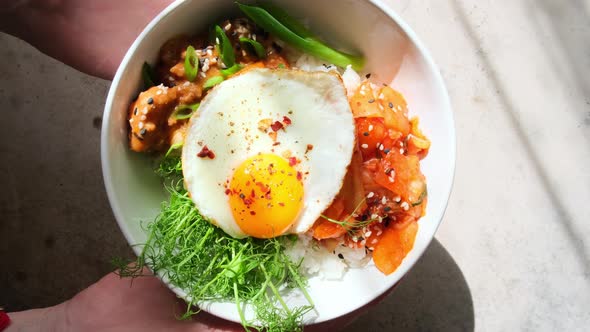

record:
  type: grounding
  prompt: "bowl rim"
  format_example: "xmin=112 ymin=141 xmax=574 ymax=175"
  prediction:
xmin=101 ymin=0 xmax=456 ymax=325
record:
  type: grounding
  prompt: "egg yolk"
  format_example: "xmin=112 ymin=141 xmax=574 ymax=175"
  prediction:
xmin=228 ymin=154 xmax=304 ymax=238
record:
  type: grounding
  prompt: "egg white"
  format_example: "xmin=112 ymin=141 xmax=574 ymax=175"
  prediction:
xmin=183 ymin=68 xmax=355 ymax=238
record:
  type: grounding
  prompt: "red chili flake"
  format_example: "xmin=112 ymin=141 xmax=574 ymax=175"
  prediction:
xmin=278 ymin=202 xmax=285 ymax=207
xmin=244 ymin=198 xmax=253 ymax=205
xmin=273 ymin=142 xmax=281 ymax=146
xmin=296 ymin=171 xmax=302 ymax=180
xmin=271 ymin=121 xmax=283 ymax=132
xmin=251 ymin=189 xmax=256 ymax=198
xmin=256 ymin=182 xmax=270 ymax=193
xmin=305 ymin=144 xmax=314 ymax=153
xmin=225 ymin=189 xmax=231 ymax=195
xmin=282 ymin=116 xmax=292 ymax=125
xmin=250 ymin=211 xmax=256 ymax=215
xmin=288 ymin=157 xmax=297 ymax=166
xmin=197 ymin=145 xmax=215 ymax=159
xmin=265 ymin=191 xmax=272 ymax=200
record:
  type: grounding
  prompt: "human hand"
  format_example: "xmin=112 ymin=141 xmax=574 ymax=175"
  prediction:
xmin=1 ymin=0 xmax=173 ymax=80
xmin=7 ymin=266 xmax=385 ymax=331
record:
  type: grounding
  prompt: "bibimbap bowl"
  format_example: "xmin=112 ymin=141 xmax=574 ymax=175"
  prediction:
xmin=101 ymin=0 xmax=455 ymax=327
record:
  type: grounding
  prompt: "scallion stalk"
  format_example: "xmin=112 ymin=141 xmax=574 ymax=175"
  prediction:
xmin=237 ymin=2 xmax=365 ymax=70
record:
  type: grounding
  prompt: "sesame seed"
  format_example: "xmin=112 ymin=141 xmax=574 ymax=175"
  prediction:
xmin=399 ymin=141 xmax=404 ymax=147
xmin=360 ymin=90 xmax=366 ymax=96
xmin=371 ymin=239 xmax=378 ymax=244
xmin=352 ymin=237 xmax=358 ymax=243
xmin=129 ymin=118 xmax=134 ymax=123
xmin=142 ymin=108 xmax=148 ymax=115
xmin=206 ymin=49 xmax=213 ymax=56
xmin=215 ymin=37 xmax=220 ymax=44
xmin=367 ymin=192 xmax=375 ymax=198
xmin=368 ymin=124 xmax=374 ymax=131
xmin=183 ymin=81 xmax=190 ymax=87
xmin=381 ymin=196 xmax=387 ymax=204
xmin=200 ymin=72 xmax=207 ymax=78
xmin=338 ymin=253 xmax=344 ymax=259
xmin=252 ymin=34 xmax=257 ymax=41
xmin=140 ymin=115 xmax=146 ymax=121
xmin=400 ymin=148 xmax=405 ymax=154
xmin=360 ymin=239 xmax=366 ymax=246
xmin=379 ymin=144 xmax=384 ymax=151
xmin=401 ymin=202 xmax=410 ymax=210
xmin=388 ymin=102 xmax=393 ymax=108
xmin=139 ymin=128 xmax=147 ymax=136
xmin=368 ymin=98 xmax=375 ymax=103
xmin=388 ymin=176 xmax=394 ymax=183
xmin=168 ymin=76 xmax=174 ymax=81
xmin=361 ymin=144 xmax=368 ymax=149
xmin=156 ymin=90 xmax=162 ymax=95
xmin=394 ymin=196 xmax=401 ymax=202
xmin=138 ymin=122 xmax=144 ymax=129
xmin=371 ymin=214 xmax=379 ymax=220
xmin=377 ymin=230 xmax=382 ymax=236
xmin=379 ymin=104 xmax=384 ymax=110
xmin=147 ymin=97 xmax=153 ymax=104
xmin=224 ymin=23 xmax=232 ymax=31
xmin=365 ymin=231 xmax=372 ymax=237
xmin=378 ymin=93 xmax=384 ymax=99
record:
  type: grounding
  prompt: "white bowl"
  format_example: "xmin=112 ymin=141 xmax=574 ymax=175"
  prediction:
xmin=101 ymin=0 xmax=455 ymax=325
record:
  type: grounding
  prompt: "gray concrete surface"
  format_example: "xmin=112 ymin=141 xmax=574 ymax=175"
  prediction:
xmin=2 ymin=0 xmax=590 ymax=330
xmin=0 ymin=33 xmax=472 ymax=331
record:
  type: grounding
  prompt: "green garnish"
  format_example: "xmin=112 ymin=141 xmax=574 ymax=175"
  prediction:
xmin=220 ymin=64 xmax=244 ymax=77
xmin=215 ymin=25 xmax=236 ymax=67
xmin=142 ymin=62 xmax=157 ymax=89
xmin=184 ymin=46 xmax=199 ymax=82
xmin=412 ymin=185 xmax=428 ymax=207
xmin=239 ymin=37 xmax=267 ymax=59
xmin=170 ymin=103 xmax=199 ymax=120
xmin=115 ymin=160 xmax=313 ymax=330
xmin=258 ymin=2 xmax=316 ymax=40
xmin=154 ymin=154 xmax=182 ymax=179
xmin=320 ymin=198 xmax=375 ymax=233
xmin=203 ymin=76 xmax=224 ymax=89
xmin=165 ymin=142 xmax=183 ymax=158
xmin=237 ymin=2 xmax=365 ymax=70
xmin=278 ymin=63 xmax=286 ymax=69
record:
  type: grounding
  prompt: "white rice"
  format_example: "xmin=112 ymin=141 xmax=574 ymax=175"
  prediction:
xmin=283 ymin=52 xmax=368 ymax=280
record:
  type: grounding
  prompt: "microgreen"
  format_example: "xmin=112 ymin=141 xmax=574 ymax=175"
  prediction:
xmin=114 ymin=157 xmax=313 ymax=331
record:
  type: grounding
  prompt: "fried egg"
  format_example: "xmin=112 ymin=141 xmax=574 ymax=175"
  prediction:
xmin=183 ymin=69 xmax=355 ymax=238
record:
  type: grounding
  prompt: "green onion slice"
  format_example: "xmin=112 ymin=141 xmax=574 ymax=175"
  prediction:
xmin=237 ymin=2 xmax=365 ymax=70
xmin=170 ymin=103 xmax=199 ymax=120
xmin=203 ymin=76 xmax=224 ymax=89
xmin=165 ymin=142 xmax=183 ymax=157
xmin=239 ymin=37 xmax=267 ymax=59
xmin=184 ymin=46 xmax=199 ymax=82
xmin=412 ymin=185 xmax=428 ymax=207
xmin=220 ymin=63 xmax=243 ymax=77
xmin=215 ymin=25 xmax=236 ymax=67
xmin=142 ymin=62 xmax=157 ymax=89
